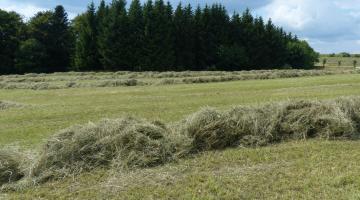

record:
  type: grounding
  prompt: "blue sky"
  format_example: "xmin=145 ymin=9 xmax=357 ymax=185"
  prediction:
xmin=1 ymin=0 xmax=360 ymax=53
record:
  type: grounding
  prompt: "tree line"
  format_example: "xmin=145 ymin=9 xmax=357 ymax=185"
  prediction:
xmin=0 ymin=0 xmax=319 ymax=74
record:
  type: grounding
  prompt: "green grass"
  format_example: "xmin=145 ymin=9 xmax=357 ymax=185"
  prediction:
xmin=2 ymin=73 xmax=360 ymax=199
xmin=4 ymin=140 xmax=360 ymax=199
xmin=319 ymin=55 xmax=360 ymax=69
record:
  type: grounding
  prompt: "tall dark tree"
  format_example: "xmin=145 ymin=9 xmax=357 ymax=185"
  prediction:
xmin=74 ymin=2 xmax=101 ymax=71
xmin=98 ymin=0 xmax=129 ymax=70
xmin=1 ymin=1 xmax=320 ymax=74
xmin=128 ymin=0 xmax=144 ymax=70
xmin=17 ymin=11 xmax=53 ymax=73
xmin=49 ymin=5 xmax=72 ymax=72
xmin=145 ymin=0 xmax=175 ymax=71
xmin=173 ymin=3 xmax=195 ymax=70
xmin=0 ymin=9 xmax=24 ymax=74
xmin=193 ymin=5 xmax=207 ymax=70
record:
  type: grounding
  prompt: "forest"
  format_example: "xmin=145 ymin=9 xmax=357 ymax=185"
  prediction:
xmin=0 ymin=0 xmax=319 ymax=74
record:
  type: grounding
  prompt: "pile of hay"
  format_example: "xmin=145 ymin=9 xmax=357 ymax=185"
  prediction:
xmin=7 ymin=97 xmax=360 ymax=186
xmin=181 ymin=98 xmax=359 ymax=151
xmin=0 ymin=101 xmax=21 ymax=110
xmin=0 ymin=150 xmax=24 ymax=186
xmin=31 ymin=117 xmax=177 ymax=182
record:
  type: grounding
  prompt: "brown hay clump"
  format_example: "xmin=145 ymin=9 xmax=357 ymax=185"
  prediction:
xmin=31 ymin=117 xmax=176 ymax=182
xmin=0 ymin=150 xmax=24 ymax=186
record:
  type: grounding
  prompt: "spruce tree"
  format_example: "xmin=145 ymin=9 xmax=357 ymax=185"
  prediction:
xmin=98 ymin=0 xmax=129 ymax=70
xmin=75 ymin=2 xmax=101 ymax=71
xmin=174 ymin=3 xmax=195 ymax=70
xmin=49 ymin=5 xmax=72 ymax=72
xmin=128 ymin=0 xmax=144 ymax=71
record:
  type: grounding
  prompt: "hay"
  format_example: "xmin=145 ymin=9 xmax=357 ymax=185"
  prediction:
xmin=275 ymin=100 xmax=355 ymax=140
xmin=31 ymin=117 xmax=176 ymax=182
xmin=1 ymin=69 xmax=358 ymax=90
xmin=6 ymin=97 xmax=360 ymax=186
xmin=0 ymin=101 xmax=21 ymax=110
xmin=0 ymin=151 xmax=24 ymax=186
xmin=180 ymin=98 xmax=360 ymax=151
xmin=179 ymin=108 xmax=240 ymax=151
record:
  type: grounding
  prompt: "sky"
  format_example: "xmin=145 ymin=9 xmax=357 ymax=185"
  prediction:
xmin=1 ymin=0 xmax=360 ymax=53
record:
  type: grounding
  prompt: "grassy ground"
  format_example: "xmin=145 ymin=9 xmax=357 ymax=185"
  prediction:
xmin=319 ymin=55 xmax=360 ymax=69
xmin=5 ymin=140 xmax=360 ymax=199
xmin=1 ymin=72 xmax=360 ymax=199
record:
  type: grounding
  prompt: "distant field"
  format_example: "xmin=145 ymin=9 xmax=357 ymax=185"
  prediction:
xmin=1 ymin=69 xmax=357 ymax=90
xmin=2 ymin=71 xmax=360 ymax=199
xmin=318 ymin=55 xmax=360 ymax=69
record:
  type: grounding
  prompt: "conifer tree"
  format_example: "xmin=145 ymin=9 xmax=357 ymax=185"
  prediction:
xmin=128 ymin=0 xmax=144 ymax=71
xmin=174 ymin=3 xmax=195 ymax=70
xmin=74 ymin=2 xmax=101 ymax=71
xmin=98 ymin=0 xmax=129 ymax=70
xmin=49 ymin=5 xmax=72 ymax=72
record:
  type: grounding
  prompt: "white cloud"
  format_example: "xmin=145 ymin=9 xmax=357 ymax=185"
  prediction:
xmin=0 ymin=0 xmax=77 ymax=20
xmin=255 ymin=0 xmax=360 ymax=53
xmin=0 ymin=0 xmax=47 ymax=19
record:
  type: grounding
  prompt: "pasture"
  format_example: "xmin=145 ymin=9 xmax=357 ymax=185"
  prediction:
xmin=319 ymin=55 xmax=360 ymax=69
xmin=1 ymin=70 xmax=360 ymax=199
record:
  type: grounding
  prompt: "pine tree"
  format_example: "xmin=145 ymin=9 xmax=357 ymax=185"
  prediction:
xmin=128 ymin=0 xmax=144 ymax=71
xmin=193 ymin=6 xmax=206 ymax=70
xmin=98 ymin=0 xmax=129 ymax=70
xmin=49 ymin=5 xmax=72 ymax=72
xmin=5 ymin=1 xmax=320 ymax=74
xmin=74 ymin=2 xmax=101 ymax=71
xmin=173 ymin=3 xmax=195 ymax=70
xmin=143 ymin=0 xmax=175 ymax=71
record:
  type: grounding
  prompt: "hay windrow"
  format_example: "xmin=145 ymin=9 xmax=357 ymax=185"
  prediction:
xmin=1 ymin=69 xmax=359 ymax=89
xmin=5 ymin=97 xmax=360 ymax=187
xmin=0 ymin=150 xmax=24 ymax=186
xmin=0 ymin=101 xmax=22 ymax=110
xmin=31 ymin=117 xmax=177 ymax=183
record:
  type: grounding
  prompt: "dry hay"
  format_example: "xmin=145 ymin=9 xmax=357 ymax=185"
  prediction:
xmin=0 ymin=150 xmax=24 ymax=186
xmin=31 ymin=117 xmax=177 ymax=183
xmin=0 ymin=101 xmax=22 ymax=110
xmin=4 ymin=97 xmax=360 ymax=187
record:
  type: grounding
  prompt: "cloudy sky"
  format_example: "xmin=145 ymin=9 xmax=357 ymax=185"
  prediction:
xmin=1 ymin=0 xmax=360 ymax=53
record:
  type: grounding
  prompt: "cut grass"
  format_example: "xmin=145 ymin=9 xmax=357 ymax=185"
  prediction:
xmin=2 ymin=74 xmax=360 ymax=148
xmin=0 ymin=101 xmax=22 ymax=111
xmin=0 ymin=150 xmax=24 ymax=186
xmin=5 ymin=140 xmax=360 ymax=199
xmin=2 ymin=97 xmax=360 ymax=191
xmin=1 ymin=69 xmax=358 ymax=90
xmin=1 ymin=73 xmax=360 ymax=199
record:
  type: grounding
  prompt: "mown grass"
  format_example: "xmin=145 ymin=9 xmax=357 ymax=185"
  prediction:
xmin=319 ymin=55 xmax=360 ymax=69
xmin=0 ymin=69 xmax=358 ymax=90
xmin=1 ymin=72 xmax=360 ymax=199
xmin=1 ymin=74 xmax=360 ymax=148
xmin=4 ymin=140 xmax=360 ymax=199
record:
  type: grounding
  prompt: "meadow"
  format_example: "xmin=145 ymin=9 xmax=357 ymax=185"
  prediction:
xmin=319 ymin=55 xmax=360 ymax=69
xmin=1 ymin=70 xmax=360 ymax=199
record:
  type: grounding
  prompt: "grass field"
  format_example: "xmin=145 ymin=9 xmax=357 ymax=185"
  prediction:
xmin=319 ymin=55 xmax=360 ymax=69
xmin=1 ymin=72 xmax=360 ymax=199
